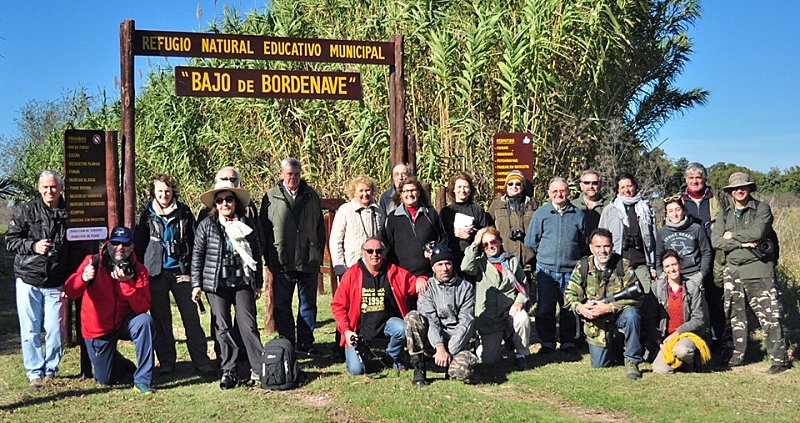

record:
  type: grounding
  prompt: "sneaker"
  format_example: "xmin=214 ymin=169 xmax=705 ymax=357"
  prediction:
xmin=514 ymin=356 xmax=530 ymax=371
xmin=767 ymin=364 xmax=791 ymax=375
xmin=251 ymin=371 xmax=261 ymax=382
xmin=624 ymin=359 xmax=642 ymax=380
xmin=296 ymin=345 xmax=322 ymax=357
xmin=28 ymin=378 xmax=44 ymax=391
xmin=132 ymin=383 xmax=154 ymax=395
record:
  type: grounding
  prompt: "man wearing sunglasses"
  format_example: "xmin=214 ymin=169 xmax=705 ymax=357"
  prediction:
xmin=405 ymin=246 xmax=477 ymax=387
xmin=65 ymin=227 xmax=155 ymax=394
xmin=330 ymin=238 xmax=425 ymax=375
xmin=571 ymin=170 xmax=607 ymax=236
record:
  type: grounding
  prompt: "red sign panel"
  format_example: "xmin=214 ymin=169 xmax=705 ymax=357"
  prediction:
xmin=175 ymin=66 xmax=362 ymax=100
xmin=493 ymin=132 xmax=534 ymax=195
xmin=133 ymin=30 xmax=394 ymax=65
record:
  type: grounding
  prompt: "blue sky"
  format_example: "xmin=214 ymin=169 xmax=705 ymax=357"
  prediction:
xmin=1 ymin=1 xmax=797 ymax=173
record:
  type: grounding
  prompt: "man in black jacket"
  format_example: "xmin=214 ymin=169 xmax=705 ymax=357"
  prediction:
xmin=5 ymin=170 xmax=71 ymax=390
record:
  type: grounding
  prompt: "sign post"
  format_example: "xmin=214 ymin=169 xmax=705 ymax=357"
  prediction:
xmin=493 ymin=132 xmax=534 ymax=196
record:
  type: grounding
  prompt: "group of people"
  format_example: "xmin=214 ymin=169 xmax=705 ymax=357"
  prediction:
xmin=7 ymin=160 xmax=791 ymax=395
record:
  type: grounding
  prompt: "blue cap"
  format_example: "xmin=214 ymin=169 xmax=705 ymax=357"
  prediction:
xmin=109 ymin=227 xmax=133 ymax=243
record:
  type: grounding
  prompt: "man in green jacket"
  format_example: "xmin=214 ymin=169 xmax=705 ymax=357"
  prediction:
xmin=261 ymin=158 xmax=326 ymax=357
xmin=710 ymin=172 xmax=789 ymax=374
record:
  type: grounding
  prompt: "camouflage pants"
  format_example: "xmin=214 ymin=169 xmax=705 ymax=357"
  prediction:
xmin=404 ymin=311 xmax=477 ymax=380
xmin=723 ymin=267 xmax=788 ymax=366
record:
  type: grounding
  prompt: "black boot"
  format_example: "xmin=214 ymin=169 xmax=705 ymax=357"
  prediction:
xmin=411 ymin=355 xmax=426 ymax=388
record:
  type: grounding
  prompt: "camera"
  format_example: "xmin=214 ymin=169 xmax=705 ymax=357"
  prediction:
xmin=220 ymin=252 xmax=243 ymax=279
xmin=751 ymin=238 xmax=775 ymax=261
xmin=165 ymin=241 xmax=182 ymax=259
xmin=509 ymin=229 xmax=525 ymax=242
xmin=116 ymin=261 xmax=135 ymax=277
xmin=424 ymin=240 xmax=437 ymax=254
xmin=623 ymin=234 xmax=643 ymax=251
xmin=45 ymin=240 xmax=60 ymax=263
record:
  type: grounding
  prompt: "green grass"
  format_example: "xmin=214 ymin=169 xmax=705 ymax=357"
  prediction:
xmin=2 ymin=234 xmax=800 ymax=422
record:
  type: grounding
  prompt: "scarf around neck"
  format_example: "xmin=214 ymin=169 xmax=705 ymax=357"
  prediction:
xmin=612 ymin=194 xmax=651 ymax=228
xmin=151 ymin=199 xmax=177 ymax=217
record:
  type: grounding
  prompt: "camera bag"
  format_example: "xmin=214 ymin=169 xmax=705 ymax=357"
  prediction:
xmin=260 ymin=337 xmax=304 ymax=390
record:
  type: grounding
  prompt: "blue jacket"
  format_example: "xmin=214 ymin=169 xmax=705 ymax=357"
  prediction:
xmin=524 ymin=201 xmax=585 ymax=273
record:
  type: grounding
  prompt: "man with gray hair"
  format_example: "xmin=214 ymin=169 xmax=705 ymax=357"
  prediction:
xmin=261 ymin=158 xmax=326 ymax=356
xmin=6 ymin=170 xmax=71 ymax=390
xmin=379 ymin=163 xmax=410 ymax=215
xmin=525 ymin=177 xmax=586 ymax=354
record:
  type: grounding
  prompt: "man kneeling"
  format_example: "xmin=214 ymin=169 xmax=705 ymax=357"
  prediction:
xmin=564 ymin=228 xmax=644 ymax=380
xmin=65 ymin=227 xmax=155 ymax=394
xmin=330 ymin=238 xmax=423 ymax=374
xmin=405 ymin=246 xmax=477 ymax=387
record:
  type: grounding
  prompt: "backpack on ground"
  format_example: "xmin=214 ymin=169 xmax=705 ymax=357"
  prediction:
xmin=260 ymin=337 xmax=304 ymax=390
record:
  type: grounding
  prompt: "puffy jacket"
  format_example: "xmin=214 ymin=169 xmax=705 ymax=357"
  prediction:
xmin=6 ymin=197 xmax=72 ymax=288
xmin=64 ymin=243 xmax=150 ymax=339
xmin=329 ymin=199 xmax=385 ymax=268
xmin=260 ymin=180 xmax=325 ymax=274
xmin=487 ymin=194 xmax=536 ymax=268
xmin=192 ymin=213 xmax=263 ymax=293
xmin=330 ymin=260 xmax=417 ymax=347
xmin=134 ymin=200 xmax=195 ymax=276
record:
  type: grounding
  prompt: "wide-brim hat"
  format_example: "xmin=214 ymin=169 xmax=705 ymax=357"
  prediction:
xmin=722 ymin=172 xmax=757 ymax=192
xmin=199 ymin=180 xmax=251 ymax=208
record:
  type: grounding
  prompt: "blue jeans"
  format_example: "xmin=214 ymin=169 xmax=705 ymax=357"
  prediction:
xmin=535 ymin=267 xmax=579 ymax=349
xmin=15 ymin=278 xmax=65 ymax=381
xmin=345 ymin=317 xmax=406 ymax=375
xmin=273 ymin=271 xmax=318 ymax=347
xmin=85 ymin=313 xmax=154 ymax=386
xmin=587 ymin=307 xmax=643 ymax=368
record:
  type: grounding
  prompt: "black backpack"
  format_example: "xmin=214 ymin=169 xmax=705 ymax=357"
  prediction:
xmin=260 ymin=337 xmax=304 ymax=390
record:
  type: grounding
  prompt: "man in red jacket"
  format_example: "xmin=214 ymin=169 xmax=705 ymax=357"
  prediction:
xmin=330 ymin=237 xmax=425 ymax=375
xmin=65 ymin=227 xmax=155 ymax=394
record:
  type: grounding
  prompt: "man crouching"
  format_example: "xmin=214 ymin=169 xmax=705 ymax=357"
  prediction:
xmin=405 ymin=246 xmax=477 ymax=387
xmin=65 ymin=227 xmax=155 ymax=394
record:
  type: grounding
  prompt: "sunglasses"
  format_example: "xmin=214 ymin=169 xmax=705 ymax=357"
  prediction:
xmin=482 ymin=239 xmax=499 ymax=248
xmin=363 ymin=248 xmax=385 ymax=255
xmin=219 ymin=177 xmax=239 ymax=183
xmin=110 ymin=240 xmax=132 ymax=247
xmin=215 ymin=195 xmax=236 ymax=205
xmin=581 ymin=180 xmax=599 ymax=186
xmin=664 ymin=194 xmax=683 ymax=204
xmin=507 ymin=182 xmax=522 ymax=187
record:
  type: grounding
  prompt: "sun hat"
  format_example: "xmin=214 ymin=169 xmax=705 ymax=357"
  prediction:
xmin=199 ymin=180 xmax=251 ymax=208
xmin=722 ymin=172 xmax=757 ymax=192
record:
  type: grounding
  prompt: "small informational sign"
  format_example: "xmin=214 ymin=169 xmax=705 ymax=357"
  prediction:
xmin=492 ymin=132 xmax=534 ymax=195
xmin=133 ymin=30 xmax=394 ymax=65
xmin=63 ymin=130 xmax=108 ymax=241
xmin=175 ymin=66 xmax=362 ymax=100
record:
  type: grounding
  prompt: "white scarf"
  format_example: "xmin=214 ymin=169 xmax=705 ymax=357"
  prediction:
xmin=612 ymin=194 xmax=652 ymax=228
xmin=218 ymin=214 xmax=257 ymax=281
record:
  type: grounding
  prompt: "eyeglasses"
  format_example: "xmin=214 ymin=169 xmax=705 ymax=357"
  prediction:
xmin=482 ymin=239 xmax=499 ymax=248
xmin=401 ymin=189 xmax=418 ymax=194
xmin=110 ymin=241 xmax=132 ymax=247
xmin=215 ymin=195 xmax=236 ymax=205
xmin=507 ymin=182 xmax=522 ymax=187
xmin=219 ymin=177 xmax=239 ymax=183
xmin=581 ymin=180 xmax=599 ymax=186
xmin=363 ymin=248 xmax=385 ymax=255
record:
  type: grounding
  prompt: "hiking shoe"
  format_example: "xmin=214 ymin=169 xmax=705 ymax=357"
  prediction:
xmin=28 ymin=378 xmax=44 ymax=391
xmin=624 ymin=359 xmax=642 ymax=380
xmin=514 ymin=356 xmax=530 ymax=371
xmin=132 ymin=383 xmax=154 ymax=395
xmin=43 ymin=374 xmax=55 ymax=384
xmin=767 ymin=364 xmax=791 ymax=375
xmin=219 ymin=371 xmax=237 ymax=390
xmin=296 ymin=345 xmax=322 ymax=357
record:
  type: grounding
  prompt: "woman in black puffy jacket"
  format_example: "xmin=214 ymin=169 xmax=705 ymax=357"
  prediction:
xmin=191 ymin=181 xmax=262 ymax=389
